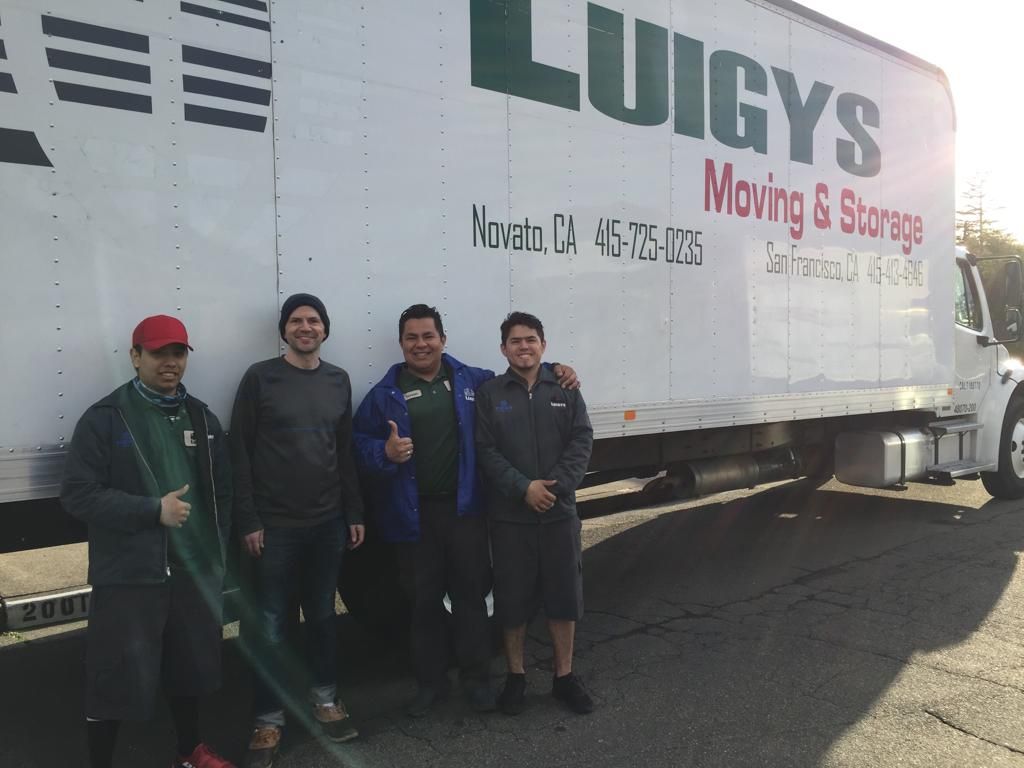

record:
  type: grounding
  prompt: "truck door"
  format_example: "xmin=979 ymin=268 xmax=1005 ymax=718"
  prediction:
xmin=953 ymin=260 xmax=993 ymax=418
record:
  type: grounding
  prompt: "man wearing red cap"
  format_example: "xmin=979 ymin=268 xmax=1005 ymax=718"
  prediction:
xmin=61 ymin=315 xmax=234 ymax=768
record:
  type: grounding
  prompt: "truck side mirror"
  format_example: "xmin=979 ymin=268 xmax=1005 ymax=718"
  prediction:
xmin=1005 ymin=308 xmax=1023 ymax=343
xmin=1006 ymin=260 xmax=1023 ymax=305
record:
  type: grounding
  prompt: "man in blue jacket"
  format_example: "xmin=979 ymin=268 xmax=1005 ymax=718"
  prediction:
xmin=61 ymin=315 xmax=234 ymax=768
xmin=353 ymin=304 xmax=575 ymax=717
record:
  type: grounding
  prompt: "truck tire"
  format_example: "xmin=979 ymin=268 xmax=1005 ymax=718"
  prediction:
xmin=981 ymin=397 xmax=1024 ymax=499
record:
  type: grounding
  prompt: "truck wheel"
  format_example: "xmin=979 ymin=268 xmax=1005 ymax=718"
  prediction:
xmin=981 ymin=397 xmax=1024 ymax=499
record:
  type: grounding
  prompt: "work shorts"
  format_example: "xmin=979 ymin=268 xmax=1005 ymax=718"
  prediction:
xmin=85 ymin=570 xmax=223 ymax=721
xmin=491 ymin=516 xmax=583 ymax=628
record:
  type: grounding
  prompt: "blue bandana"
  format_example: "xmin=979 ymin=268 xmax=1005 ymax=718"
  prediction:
xmin=132 ymin=377 xmax=188 ymax=407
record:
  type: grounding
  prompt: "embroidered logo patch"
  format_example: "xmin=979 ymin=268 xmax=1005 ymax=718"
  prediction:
xmin=115 ymin=431 xmax=133 ymax=448
xmin=496 ymin=400 xmax=512 ymax=413
xmin=550 ymin=401 xmax=567 ymax=408
xmin=463 ymin=387 xmax=475 ymax=402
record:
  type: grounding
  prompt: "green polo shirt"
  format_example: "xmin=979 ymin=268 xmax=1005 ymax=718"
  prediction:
xmin=398 ymin=365 xmax=458 ymax=496
xmin=121 ymin=388 xmax=218 ymax=573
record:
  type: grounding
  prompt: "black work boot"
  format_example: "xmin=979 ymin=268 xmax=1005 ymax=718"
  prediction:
xmin=497 ymin=673 xmax=527 ymax=715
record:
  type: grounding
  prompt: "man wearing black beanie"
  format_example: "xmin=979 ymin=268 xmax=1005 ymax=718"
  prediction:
xmin=230 ymin=293 xmax=364 ymax=768
xmin=278 ymin=293 xmax=330 ymax=340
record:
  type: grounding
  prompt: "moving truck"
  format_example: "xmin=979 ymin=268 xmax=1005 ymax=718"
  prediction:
xmin=2 ymin=0 xmax=1022 ymax=630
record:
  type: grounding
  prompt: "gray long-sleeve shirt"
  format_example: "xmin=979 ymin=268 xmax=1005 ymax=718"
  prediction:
xmin=474 ymin=365 xmax=593 ymax=524
xmin=230 ymin=356 xmax=364 ymax=534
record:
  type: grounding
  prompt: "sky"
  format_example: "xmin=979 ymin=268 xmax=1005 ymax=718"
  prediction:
xmin=798 ymin=0 xmax=1023 ymax=242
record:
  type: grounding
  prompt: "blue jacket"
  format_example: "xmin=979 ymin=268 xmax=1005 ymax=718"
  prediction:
xmin=353 ymin=353 xmax=494 ymax=543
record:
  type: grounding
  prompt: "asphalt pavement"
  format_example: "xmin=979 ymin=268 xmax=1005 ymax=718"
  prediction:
xmin=3 ymin=477 xmax=1024 ymax=767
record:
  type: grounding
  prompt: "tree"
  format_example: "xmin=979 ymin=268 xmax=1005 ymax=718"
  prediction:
xmin=957 ymin=178 xmax=1023 ymax=256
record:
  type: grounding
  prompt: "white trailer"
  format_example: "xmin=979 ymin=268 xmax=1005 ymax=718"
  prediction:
xmin=2 ymin=0 xmax=1023 ymax=629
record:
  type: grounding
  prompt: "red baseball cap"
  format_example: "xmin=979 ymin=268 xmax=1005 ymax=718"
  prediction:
xmin=132 ymin=315 xmax=193 ymax=351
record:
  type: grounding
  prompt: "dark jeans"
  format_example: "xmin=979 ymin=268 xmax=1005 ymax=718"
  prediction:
xmin=252 ymin=517 xmax=345 ymax=725
xmin=396 ymin=497 xmax=491 ymax=688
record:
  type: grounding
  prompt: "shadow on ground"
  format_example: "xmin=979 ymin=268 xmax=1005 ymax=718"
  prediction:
xmin=1 ymin=481 xmax=1021 ymax=767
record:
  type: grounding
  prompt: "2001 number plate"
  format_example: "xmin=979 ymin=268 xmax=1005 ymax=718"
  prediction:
xmin=2 ymin=588 xmax=91 ymax=631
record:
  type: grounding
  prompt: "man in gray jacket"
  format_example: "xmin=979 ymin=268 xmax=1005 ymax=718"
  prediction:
xmin=474 ymin=311 xmax=594 ymax=716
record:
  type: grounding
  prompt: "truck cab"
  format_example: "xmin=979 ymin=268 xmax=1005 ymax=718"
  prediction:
xmin=835 ymin=247 xmax=1024 ymax=496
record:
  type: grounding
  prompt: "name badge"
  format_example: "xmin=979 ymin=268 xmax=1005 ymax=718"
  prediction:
xmin=444 ymin=380 xmax=452 ymax=392
xmin=183 ymin=430 xmax=197 ymax=447
xmin=404 ymin=389 xmax=423 ymax=400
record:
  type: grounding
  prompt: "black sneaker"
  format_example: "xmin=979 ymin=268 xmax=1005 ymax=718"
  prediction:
xmin=552 ymin=672 xmax=594 ymax=714
xmin=497 ymin=673 xmax=527 ymax=715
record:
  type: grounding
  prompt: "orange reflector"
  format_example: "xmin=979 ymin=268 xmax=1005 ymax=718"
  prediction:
xmin=947 ymin=388 xmax=954 ymax=396
xmin=624 ymin=410 xmax=636 ymax=421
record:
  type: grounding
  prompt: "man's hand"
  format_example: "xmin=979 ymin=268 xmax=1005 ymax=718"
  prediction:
xmin=384 ymin=420 xmax=415 ymax=463
xmin=243 ymin=529 xmax=264 ymax=558
xmin=159 ymin=484 xmax=191 ymax=528
xmin=349 ymin=524 xmax=365 ymax=549
xmin=553 ymin=364 xmax=580 ymax=390
xmin=525 ymin=479 xmax=558 ymax=513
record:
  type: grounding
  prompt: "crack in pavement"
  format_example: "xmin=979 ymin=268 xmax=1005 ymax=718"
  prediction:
xmin=923 ymin=708 xmax=1024 ymax=756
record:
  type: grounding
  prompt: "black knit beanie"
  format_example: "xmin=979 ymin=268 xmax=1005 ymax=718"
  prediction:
xmin=279 ymin=293 xmax=330 ymax=340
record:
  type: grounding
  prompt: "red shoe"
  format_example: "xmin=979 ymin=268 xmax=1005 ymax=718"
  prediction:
xmin=174 ymin=742 xmax=236 ymax=768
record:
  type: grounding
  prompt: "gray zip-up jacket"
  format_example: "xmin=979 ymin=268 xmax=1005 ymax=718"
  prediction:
xmin=60 ymin=382 xmax=232 ymax=586
xmin=475 ymin=365 xmax=593 ymax=524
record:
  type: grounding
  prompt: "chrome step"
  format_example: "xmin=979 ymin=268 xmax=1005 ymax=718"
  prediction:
xmin=927 ymin=460 xmax=996 ymax=479
xmin=928 ymin=419 xmax=983 ymax=437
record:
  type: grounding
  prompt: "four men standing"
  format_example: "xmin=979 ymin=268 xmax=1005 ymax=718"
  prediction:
xmin=64 ymin=302 xmax=593 ymax=767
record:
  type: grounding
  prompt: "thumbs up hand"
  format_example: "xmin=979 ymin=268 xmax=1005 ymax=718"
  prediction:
xmin=159 ymin=484 xmax=192 ymax=528
xmin=384 ymin=420 xmax=415 ymax=464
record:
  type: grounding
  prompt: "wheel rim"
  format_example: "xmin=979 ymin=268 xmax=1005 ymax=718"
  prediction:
xmin=1011 ymin=418 xmax=1024 ymax=478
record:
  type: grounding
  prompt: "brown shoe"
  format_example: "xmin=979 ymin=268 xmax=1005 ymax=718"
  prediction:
xmin=244 ymin=725 xmax=281 ymax=768
xmin=313 ymin=701 xmax=359 ymax=743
